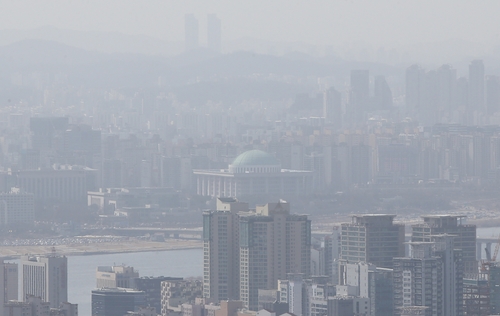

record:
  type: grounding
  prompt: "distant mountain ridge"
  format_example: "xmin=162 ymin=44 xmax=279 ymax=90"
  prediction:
xmin=0 ymin=26 xmax=182 ymax=55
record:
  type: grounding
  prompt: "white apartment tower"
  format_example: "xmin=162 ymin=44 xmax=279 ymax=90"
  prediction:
xmin=21 ymin=255 xmax=68 ymax=308
xmin=203 ymin=198 xmax=249 ymax=301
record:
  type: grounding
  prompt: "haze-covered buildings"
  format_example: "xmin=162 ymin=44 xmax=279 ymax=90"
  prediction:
xmin=194 ymin=150 xmax=312 ymax=198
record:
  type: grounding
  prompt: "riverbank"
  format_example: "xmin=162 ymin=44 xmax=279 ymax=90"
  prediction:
xmin=0 ymin=239 xmax=202 ymax=259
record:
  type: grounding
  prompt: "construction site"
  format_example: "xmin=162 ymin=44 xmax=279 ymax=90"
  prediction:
xmin=463 ymin=234 xmax=500 ymax=316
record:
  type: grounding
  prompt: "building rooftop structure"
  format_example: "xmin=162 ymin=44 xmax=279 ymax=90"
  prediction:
xmin=194 ymin=150 xmax=312 ymax=198
xmin=231 ymin=150 xmax=280 ymax=167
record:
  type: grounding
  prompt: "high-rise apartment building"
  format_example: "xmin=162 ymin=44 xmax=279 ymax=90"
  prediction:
xmin=323 ymin=87 xmax=342 ymax=129
xmin=393 ymin=243 xmax=441 ymax=316
xmin=207 ymin=14 xmax=221 ymax=53
xmin=203 ymin=199 xmax=310 ymax=311
xmin=405 ymin=64 xmax=426 ymax=118
xmin=348 ymin=70 xmax=370 ymax=123
xmin=21 ymin=254 xmax=68 ymax=308
xmin=393 ymin=236 xmax=463 ymax=316
xmin=411 ymin=215 xmax=476 ymax=274
xmin=185 ymin=14 xmax=199 ymax=52
xmin=340 ymin=215 xmax=405 ymax=269
xmin=436 ymin=64 xmax=457 ymax=116
xmin=486 ymin=75 xmax=500 ymax=115
xmin=203 ymin=198 xmax=249 ymax=301
xmin=239 ymin=201 xmax=311 ymax=310
xmin=469 ymin=60 xmax=485 ymax=122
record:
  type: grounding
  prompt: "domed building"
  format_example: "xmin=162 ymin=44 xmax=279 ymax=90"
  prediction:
xmin=194 ymin=150 xmax=312 ymax=198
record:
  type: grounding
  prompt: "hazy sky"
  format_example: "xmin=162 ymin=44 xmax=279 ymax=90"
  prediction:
xmin=1 ymin=0 xmax=499 ymax=48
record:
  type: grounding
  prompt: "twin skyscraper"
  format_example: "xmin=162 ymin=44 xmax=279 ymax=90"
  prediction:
xmin=185 ymin=14 xmax=221 ymax=53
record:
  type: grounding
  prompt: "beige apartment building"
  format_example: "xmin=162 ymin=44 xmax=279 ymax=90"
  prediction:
xmin=239 ymin=201 xmax=311 ymax=310
xmin=203 ymin=199 xmax=311 ymax=311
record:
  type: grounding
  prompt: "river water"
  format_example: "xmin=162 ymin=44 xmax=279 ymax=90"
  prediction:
xmin=10 ymin=248 xmax=203 ymax=316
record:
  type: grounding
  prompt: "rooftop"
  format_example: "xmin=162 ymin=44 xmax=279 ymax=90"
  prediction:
xmin=231 ymin=150 xmax=280 ymax=167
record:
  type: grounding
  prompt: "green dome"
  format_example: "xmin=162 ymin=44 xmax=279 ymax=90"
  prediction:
xmin=231 ymin=150 xmax=280 ymax=166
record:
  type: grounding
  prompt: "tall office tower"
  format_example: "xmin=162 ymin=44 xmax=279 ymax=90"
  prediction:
xmin=184 ymin=14 xmax=199 ymax=52
xmin=91 ymin=288 xmax=146 ymax=316
xmin=96 ymin=265 xmax=139 ymax=288
xmin=0 ymin=188 xmax=35 ymax=227
xmin=239 ymin=202 xmax=311 ymax=310
xmin=393 ymin=237 xmax=463 ymax=316
xmin=207 ymin=14 xmax=221 ymax=53
xmin=0 ymin=260 xmax=18 ymax=303
xmin=406 ymin=65 xmax=426 ymax=118
xmin=323 ymin=87 xmax=342 ymax=129
xmin=348 ymin=70 xmax=370 ymax=124
xmin=21 ymin=255 xmax=68 ymax=308
xmin=203 ymin=198 xmax=249 ymax=301
xmin=411 ymin=215 xmax=476 ymax=274
xmin=486 ymin=75 xmax=500 ymax=115
xmin=469 ymin=60 xmax=485 ymax=123
xmin=340 ymin=215 xmax=405 ymax=269
xmin=373 ymin=75 xmax=393 ymax=111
